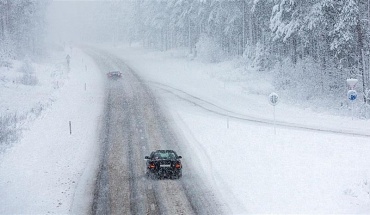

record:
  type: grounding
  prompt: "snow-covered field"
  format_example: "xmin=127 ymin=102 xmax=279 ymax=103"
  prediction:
xmin=1 ymin=43 xmax=370 ymax=213
xmin=0 ymin=47 xmax=105 ymax=213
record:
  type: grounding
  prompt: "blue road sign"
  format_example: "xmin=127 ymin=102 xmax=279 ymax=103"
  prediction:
xmin=347 ymin=90 xmax=357 ymax=101
xmin=269 ymin=92 xmax=279 ymax=106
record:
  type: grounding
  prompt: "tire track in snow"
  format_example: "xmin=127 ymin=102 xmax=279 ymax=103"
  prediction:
xmin=86 ymin=47 xmax=224 ymax=214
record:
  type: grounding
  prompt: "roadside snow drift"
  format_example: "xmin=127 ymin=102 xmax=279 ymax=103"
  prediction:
xmin=0 ymin=48 xmax=104 ymax=214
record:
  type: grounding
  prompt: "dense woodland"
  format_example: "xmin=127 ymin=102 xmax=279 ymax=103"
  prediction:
xmin=0 ymin=0 xmax=49 ymax=62
xmin=2 ymin=0 xmax=370 ymax=108
xmin=114 ymin=0 xmax=370 ymax=106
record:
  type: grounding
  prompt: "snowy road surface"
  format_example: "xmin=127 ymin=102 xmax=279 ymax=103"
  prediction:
xmin=85 ymin=48 xmax=225 ymax=214
xmin=107 ymin=45 xmax=370 ymax=213
xmin=1 ymin=45 xmax=370 ymax=213
xmin=150 ymin=82 xmax=370 ymax=138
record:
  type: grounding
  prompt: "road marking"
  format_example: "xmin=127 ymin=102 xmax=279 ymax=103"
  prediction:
xmin=151 ymin=203 xmax=156 ymax=211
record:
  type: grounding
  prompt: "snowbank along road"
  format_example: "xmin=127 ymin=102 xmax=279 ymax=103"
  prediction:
xmin=149 ymin=82 xmax=370 ymax=138
xmin=83 ymin=48 xmax=225 ymax=215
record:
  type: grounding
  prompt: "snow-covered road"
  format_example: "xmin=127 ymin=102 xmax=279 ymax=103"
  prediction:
xmin=150 ymin=81 xmax=370 ymax=138
xmin=85 ymin=48 xmax=224 ymax=214
xmin=1 ymin=44 xmax=370 ymax=213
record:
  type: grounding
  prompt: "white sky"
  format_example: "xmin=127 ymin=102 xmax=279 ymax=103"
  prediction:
xmin=46 ymin=1 xmax=100 ymax=42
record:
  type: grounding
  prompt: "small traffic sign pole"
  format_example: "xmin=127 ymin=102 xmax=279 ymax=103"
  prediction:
xmin=273 ymin=105 xmax=276 ymax=134
xmin=347 ymin=90 xmax=357 ymax=120
xmin=268 ymin=92 xmax=279 ymax=134
xmin=346 ymin=79 xmax=358 ymax=120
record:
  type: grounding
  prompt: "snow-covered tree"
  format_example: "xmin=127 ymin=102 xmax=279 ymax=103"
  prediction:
xmin=0 ymin=0 xmax=50 ymax=62
xmin=92 ymin=0 xmax=370 ymax=103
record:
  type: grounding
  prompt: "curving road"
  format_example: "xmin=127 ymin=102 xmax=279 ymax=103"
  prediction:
xmin=149 ymin=82 xmax=370 ymax=138
xmin=83 ymin=48 xmax=225 ymax=215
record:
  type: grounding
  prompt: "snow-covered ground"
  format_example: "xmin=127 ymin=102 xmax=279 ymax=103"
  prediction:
xmin=110 ymin=44 xmax=370 ymax=213
xmin=1 ymin=43 xmax=370 ymax=213
xmin=0 ymin=47 xmax=105 ymax=213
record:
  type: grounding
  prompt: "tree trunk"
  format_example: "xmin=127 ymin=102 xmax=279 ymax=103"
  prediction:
xmin=291 ymin=37 xmax=297 ymax=65
xmin=1 ymin=15 xmax=4 ymax=38
xmin=248 ymin=7 xmax=253 ymax=46
xmin=188 ymin=17 xmax=192 ymax=54
xmin=242 ymin=0 xmax=245 ymax=54
xmin=356 ymin=11 xmax=366 ymax=102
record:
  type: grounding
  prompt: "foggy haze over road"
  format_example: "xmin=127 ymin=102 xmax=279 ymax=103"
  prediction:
xmin=2 ymin=0 xmax=370 ymax=213
xmin=47 ymin=1 xmax=132 ymax=44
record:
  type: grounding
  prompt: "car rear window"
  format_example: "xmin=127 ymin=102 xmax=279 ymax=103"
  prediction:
xmin=153 ymin=151 xmax=177 ymax=159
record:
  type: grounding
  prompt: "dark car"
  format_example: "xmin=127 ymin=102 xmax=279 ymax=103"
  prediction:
xmin=145 ymin=150 xmax=182 ymax=179
xmin=107 ymin=71 xmax=122 ymax=79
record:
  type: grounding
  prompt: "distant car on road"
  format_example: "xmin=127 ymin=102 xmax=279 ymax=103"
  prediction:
xmin=145 ymin=150 xmax=182 ymax=179
xmin=107 ymin=71 xmax=122 ymax=79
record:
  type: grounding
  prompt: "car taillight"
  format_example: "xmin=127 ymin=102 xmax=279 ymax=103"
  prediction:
xmin=175 ymin=162 xmax=181 ymax=169
xmin=149 ymin=163 xmax=155 ymax=169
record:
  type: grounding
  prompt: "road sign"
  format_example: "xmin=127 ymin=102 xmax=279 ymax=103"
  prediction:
xmin=346 ymin=78 xmax=358 ymax=90
xmin=347 ymin=90 xmax=357 ymax=101
xmin=347 ymin=90 xmax=357 ymax=120
xmin=269 ymin=93 xmax=279 ymax=106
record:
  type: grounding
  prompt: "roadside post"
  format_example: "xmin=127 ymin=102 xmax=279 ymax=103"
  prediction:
xmin=347 ymin=90 xmax=357 ymax=120
xmin=268 ymin=92 xmax=279 ymax=134
xmin=346 ymin=78 xmax=358 ymax=120
xmin=66 ymin=54 xmax=71 ymax=71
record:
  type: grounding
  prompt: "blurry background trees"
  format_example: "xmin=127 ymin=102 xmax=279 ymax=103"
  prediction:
xmin=118 ymin=0 xmax=370 ymax=105
xmin=4 ymin=0 xmax=370 ymax=107
xmin=0 ymin=0 xmax=49 ymax=63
